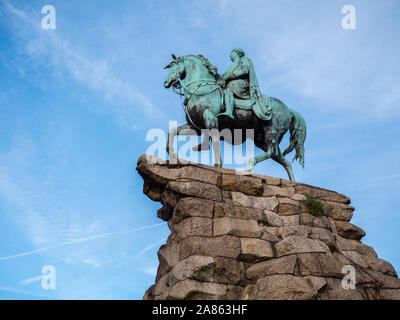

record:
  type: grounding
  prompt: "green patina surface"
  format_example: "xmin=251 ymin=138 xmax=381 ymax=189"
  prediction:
xmin=163 ymin=49 xmax=307 ymax=181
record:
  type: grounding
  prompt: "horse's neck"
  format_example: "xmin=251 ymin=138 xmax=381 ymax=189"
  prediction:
xmin=183 ymin=57 xmax=215 ymax=86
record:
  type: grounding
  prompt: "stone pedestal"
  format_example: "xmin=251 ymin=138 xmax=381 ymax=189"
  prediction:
xmin=137 ymin=155 xmax=400 ymax=300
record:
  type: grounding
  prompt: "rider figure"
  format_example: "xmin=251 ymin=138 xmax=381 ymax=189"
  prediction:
xmin=217 ymin=48 xmax=265 ymax=120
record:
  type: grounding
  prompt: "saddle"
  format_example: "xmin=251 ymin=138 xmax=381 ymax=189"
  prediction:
xmin=232 ymin=95 xmax=273 ymax=121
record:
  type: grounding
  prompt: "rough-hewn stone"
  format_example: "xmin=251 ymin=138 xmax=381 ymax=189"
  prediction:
xmin=275 ymin=236 xmax=331 ymax=257
xmin=172 ymin=197 xmax=214 ymax=224
xmin=262 ymin=210 xmax=284 ymax=227
xmin=240 ymin=238 xmax=274 ymax=262
xmin=250 ymin=275 xmax=317 ymax=300
xmin=163 ymin=279 xmax=232 ymax=300
xmin=231 ymin=191 xmax=279 ymax=211
xmin=294 ymin=183 xmax=351 ymax=204
xmin=221 ymin=173 xmax=263 ymax=196
xmin=214 ymin=217 xmax=261 ymax=237
xmin=299 ymin=212 xmax=331 ymax=229
xmin=320 ymin=278 xmax=364 ymax=300
xmin=137 ymin=155 xmax=400 ymax=300
xmin=326 ymin=202 xmax=354 ymax=221
xmin=336 ymin=236 xmax=377 ymax=257
xmin=297 ymin=253 xmax=343 ymax=277
xmin=179 ymin=235 xmax=241 ymax=260
xmin=245 ymin=255 xmax=297 ymax=280
xmin=173 ymin=217 xmax=213 ymax=239
xmin=263 ymin=185 xmax=295 ymax=198
xmin=167 ymin=180 xmax=222 ymax=201
xmin=334 ymin=220 xmax=366 ymax=240
xmin=214 ymin=201 xmax=263 ymax=221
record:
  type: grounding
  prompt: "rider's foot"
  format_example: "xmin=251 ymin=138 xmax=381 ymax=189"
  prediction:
xmin=217 ymin=112 xmax=234 ymax=120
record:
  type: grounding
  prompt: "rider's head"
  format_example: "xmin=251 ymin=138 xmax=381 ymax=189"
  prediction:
xmin=230 ymin=48 xmax=245 ymax=61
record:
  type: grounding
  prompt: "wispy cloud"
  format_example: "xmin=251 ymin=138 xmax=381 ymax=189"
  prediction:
xmin=137 ymin=239 xmax=165 ymax=256
xmin=141 ymin=266 xmax=158 ymax=277
xmin=337 ymin=173 xmax=400 ymax=189
xmin=0 ymin=223 xmax=164 ymax=262
xmin=19 ymin=275 xmax=43 ymax=286
xmin=0 ymin=286 xmax=51 ymax=298
xmin=1 ymin=0 xmax=161 ymax=129
xmin=82 ymin=258 xmax=101 ymax=268
xmin=209 ymin=0 xmax=400 ymax=117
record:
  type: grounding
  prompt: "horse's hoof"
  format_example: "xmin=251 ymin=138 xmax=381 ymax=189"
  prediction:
xmin=244 ymin=160 xmax=255 ymax=172
xmin=168 ymin=154 xmax=179 ymax=164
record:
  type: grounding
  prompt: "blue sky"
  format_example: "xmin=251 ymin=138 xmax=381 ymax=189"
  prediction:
xmin=0 ymin=0 xmax=399 ymax=299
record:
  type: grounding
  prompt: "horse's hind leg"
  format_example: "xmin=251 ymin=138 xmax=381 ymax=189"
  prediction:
xmin=245 ymin=149 xmax=273 ymax=171
xmin=245 ymin=132 xmax=276 ymax=172
xmin=272 ymin=148 xmax=295 ymax=182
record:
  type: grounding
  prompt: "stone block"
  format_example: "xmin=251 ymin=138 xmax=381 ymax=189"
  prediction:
xmin=294 ymin=184 xmax=351 ymax=204
xmin=320 ymin=278 xmax=363 ymax=300
xmin=173 ymin=217 xmax=213 ymax=239
xmin=297 ymin=253 xmax=343 ymax=277
xmin=179 ymin=235 xmax=241 ymax=260
xmin=250 ymin=274 xmax=317 ymax=300
xmin=245 ymin=255 xmax=297 ymax=280
xmin=275 ymin=236 xmax=331 ymax=257
xmin=334 ymin=220 xmax=366 ymax=240
xmin=262 ymin=185 xmax=295 ymax=198
xmin=167 ymin=180 xmax=222 ymax=201
xmin=172 ymin=197 xmax=214 ymax=224
xmin=240 ymin=238 xmax=274 ymax=262
xmin=214 ymin=217 xmax=261 ymax=237
xmin=221 ymin=173 xmax=263 ymax=196
xmin=281 ymin=215 xmax=300 ymax=226
xmin=231 ymin=192 xmax=279 ymax=211
xmin=214 ymin=201 xmax=263 ymax=221
xmin=164 ymin=280 xmax=230 ymax=300
xmin=262 ymin=210 xmax=284 ymax=227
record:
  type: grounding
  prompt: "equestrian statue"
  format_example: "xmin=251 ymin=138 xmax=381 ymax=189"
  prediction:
xmin=163 ymin=48 xmax=306 ymax=181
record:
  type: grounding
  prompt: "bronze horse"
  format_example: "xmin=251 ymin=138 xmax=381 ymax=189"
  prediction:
xmin=163 ymin=54 xmax=306 ymax=181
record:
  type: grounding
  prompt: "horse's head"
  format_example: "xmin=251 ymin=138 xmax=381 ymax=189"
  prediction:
xmin=163 ymin=54 xmax=185 ymax=88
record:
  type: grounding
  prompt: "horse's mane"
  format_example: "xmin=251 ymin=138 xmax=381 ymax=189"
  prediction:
xmin=186 ymin=54 xmax=220 ymax=80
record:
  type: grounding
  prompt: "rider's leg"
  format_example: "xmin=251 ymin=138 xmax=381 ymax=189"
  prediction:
xmin=217 ymin=90 xmax=235 ymax=120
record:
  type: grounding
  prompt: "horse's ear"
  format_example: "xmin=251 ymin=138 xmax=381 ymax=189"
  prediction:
xmin=164 ymin=63 xmax=171 ymax=69
xmin=171 ymin=53 xmax=177 ymax=60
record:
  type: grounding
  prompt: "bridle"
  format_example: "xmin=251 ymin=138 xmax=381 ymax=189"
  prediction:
xmin=167 ymin=56 xmax=221 ymax=130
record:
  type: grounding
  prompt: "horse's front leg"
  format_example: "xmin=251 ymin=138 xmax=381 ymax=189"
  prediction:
xmin=167 ymin=124 xmax=200 ymax=163
xmin=203 ymin=110 xmax=222 ymax=167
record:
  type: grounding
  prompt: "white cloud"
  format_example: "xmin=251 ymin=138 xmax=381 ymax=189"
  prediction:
xmin=137 ymin=239 xmax=165 ymax=256
xmin=82 ymin=258 xmax=101 ymax=268
xmin=0 ymin=222 xmax=164 ymax=262
xmin=19 ymin=275 xmax=43 ymax=286
xmin=142 ymin=266 xmax=157 ymax=277
xmin=1 ymin=0 xmax=161 ymax=129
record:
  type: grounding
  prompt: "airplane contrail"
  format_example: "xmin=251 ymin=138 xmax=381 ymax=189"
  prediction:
xmin=0 ymin=222 xmax=165 ymax=262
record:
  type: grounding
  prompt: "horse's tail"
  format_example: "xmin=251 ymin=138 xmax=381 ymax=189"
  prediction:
xmin=283 ymin=110 xmax=306 ymax=168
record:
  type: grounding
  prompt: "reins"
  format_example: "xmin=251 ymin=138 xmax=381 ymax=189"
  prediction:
xmin=172 ymin=78 xmax=220 ymax=131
